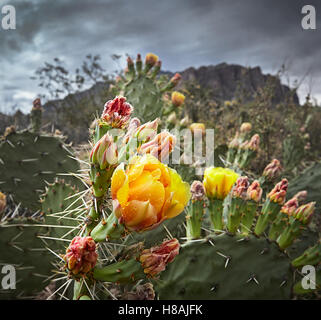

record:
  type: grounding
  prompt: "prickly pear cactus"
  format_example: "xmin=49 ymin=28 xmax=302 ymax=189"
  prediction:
xmin=0 ymin=130 xmax=81 ymax=211
xmin=156 ymin=235 xmax=293 ymax=300
xmin=156 ymin=170 xmax=321 ymax=300
xmin=0 ymin=180 xmax=84 ymax=299
xmin=0 ymin=218 xmax=53 ymax=299
xmin=40 ymin=179 xmax=84 ymax=250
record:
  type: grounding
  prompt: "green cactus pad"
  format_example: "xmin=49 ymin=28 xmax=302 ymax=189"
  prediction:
xmin=40 ymin=180 xmax=84 ymax=251
xmin=0 ymin=218 xmax=53 ymax=299
xmin=123 ymin=77 xmax=164 ymax=123
xmin=156 ymin=234 xmax=293 ymax=300
xmin=0 ymin=131 xmax=81 ymax=211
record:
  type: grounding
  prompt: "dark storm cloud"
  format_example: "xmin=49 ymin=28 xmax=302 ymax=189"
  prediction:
xmin=1 ymin=0 xmax=321 ymax=113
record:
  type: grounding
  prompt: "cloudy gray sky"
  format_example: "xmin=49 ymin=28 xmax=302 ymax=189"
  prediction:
xmin=1 ymin=0 xmax=321 ymax=113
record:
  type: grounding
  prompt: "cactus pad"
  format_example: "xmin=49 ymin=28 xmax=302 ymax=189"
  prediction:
xmin=156 ymin=234 xmax=293 ymax=300
xmin=0 ymin=131 xmax=81 ymax=211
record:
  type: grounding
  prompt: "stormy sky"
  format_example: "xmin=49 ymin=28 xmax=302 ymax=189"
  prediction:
xmin=1 ymin=0 xmax=321 ymax=113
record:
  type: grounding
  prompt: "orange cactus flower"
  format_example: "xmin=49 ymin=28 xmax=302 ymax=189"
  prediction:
xmin=111 ymin=154 xmax=190 ymax=231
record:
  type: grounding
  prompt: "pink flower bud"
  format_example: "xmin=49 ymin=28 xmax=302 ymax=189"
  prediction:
xmin=127 ymin=56 xmax=134 ymax=67
xmin=170 ymin=73 xmax=181 ymax=87
xmin=123 ymin=117 xmax=141 ymax=144
xmin=229 ymin=132 xmax=240 ymax=148
xmin=293 ymin=190 xmax=308 ymax=203
xmin=139 ymin=239 xmax=180 ymax=277
xmin=232 ymin=176 xmax=249 ymax=199
xmin=190 ymin=181 xmax=206 ymax=201
xmin=32 ymin=98 xmax=42 ymax=110
xmin=263 ymin=159 xmax=282 ymax=180
xmin=281 ymin=197 xmax=299 ymax=216
xmin=293 ymin=202 xmax=315 ymax=224
xmin=246 ymin=134 xmax=260 ymax=151
xmin=90 ymin=133 xmax=118 ymax=169
xmin=247 ymin=180 xmax=262 ymax=202
xmin=64 ymin=236 xmax=98 ymax=276
xmin=135 ymin=119 xmax=159 ymax=143
xmin=267 ymin=179 xmax=288 ymax=204
xmin=101 ymin=96 xmax=133 ymax=128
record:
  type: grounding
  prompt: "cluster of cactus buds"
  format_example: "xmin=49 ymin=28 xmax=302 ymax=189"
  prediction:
xmin=226 ymin=123 xmax=260 ymax=169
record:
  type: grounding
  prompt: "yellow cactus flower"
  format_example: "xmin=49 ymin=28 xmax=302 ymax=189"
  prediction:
xmin=171 ymin=91 xmax=185 ymax=107
xmin=240 ymin=122 xmax=252 ymax=134
xmin=111 ymin=154 xmax=190 ymax=231
xmin=203 ymin=167 xmax=239 ymax=200
xmin=145 ymin=53 xmax=159 ymax=67
xmin=190 ymin=123 xmax=205 ymax=135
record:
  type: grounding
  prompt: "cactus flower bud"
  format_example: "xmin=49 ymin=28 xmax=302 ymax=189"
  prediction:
xmin=139 ymin=131 xmax=176 ymax=160
xmin=167 ymin=112 xmax=177 ymax=124
xmin=32 ymin=98 xmax=42 ymax=110
xmin=0 ymin=192 xmax=6 ymax=213
xmin=64 ymin=236 xmax=98 ymax=276
xmin=123 ymin=117 xmax=141 ymax=144
xmin=145 ymin=53 xmax=158 ymax=67
xmin=240 ymin=122 xmax=252 ymax=134
xmin=293 ymin=190 xmax=308 ymax=203
xmin=190 ymin=180 xmax=206 ymax=201
xmin=101 ymin=96 xmax=133 ymax=129
xmin=293 ymin=202 xmax=315 ymax=224
xmin=135 ymin=119 xmax=159 ymax=143
xmin=190 ymin=123 xmax=205 ymax=135
xmin=263 ymin=159 xmax=282 ymax=181
xmin=180 ymin=116 xmax=189 ymax=127
xmin=90 ymin=133 xmax=118 ymax=169
xmin=170 ymin=73 xmax=181 ymax=87
xmin=246 ymin=180 xmax=262 ymax=202
xmin=281 ymin=197 xmax=299 ymax=216
xmin=228 ymin=133 xmax=240 ymax=149
xmin=127 ymin=56 xmax=134 ymax=67
xmin=232 ymin=176 xmax=249 ymax=200
xmin=246 ymin=134 xmax=260 ymax=151
xmin=139 ymin=239 xmax=180 ymax=277
xmin=267 ymin=179 xmax=288 ymax=204
xmin=171 ymin=91 xmax=185 ymax=107
xmin=136 ymin=53 xmax=142 ymax=71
